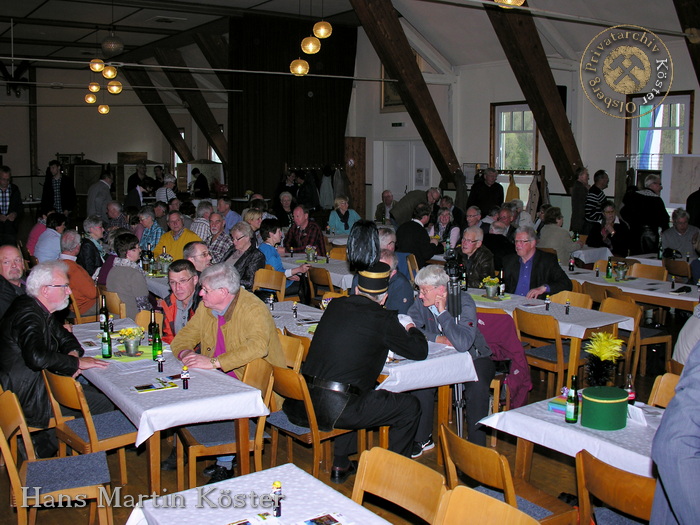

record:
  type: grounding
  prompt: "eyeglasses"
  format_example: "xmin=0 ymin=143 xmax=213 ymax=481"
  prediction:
xmin=46 ymin=284 xmax=70 ymax=289
xmin=514 ymin=239 xmax=533 ymax=244
xmin=194 ymin=251 xmax=210 ymax=258
xmin=466 ymin=214 xmax=480 ymax=218
xmin=201 ymin=286 xmax=224 ymax=295
xmin=462 ymin=239 xmax=479 ymax=245
xmin=168 ymin=276 xmax=195 ymax=287
xmin=233 ymin=235 xmax=247 ymax=242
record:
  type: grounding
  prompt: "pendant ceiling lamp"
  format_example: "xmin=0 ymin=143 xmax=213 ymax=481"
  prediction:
xmin=101 ymin=1 xmax=124 ymax=57
xmin=290 ymin=58 xmax=310 ymax=76
xmin=301 ymin=35 xmax=321 ymax=54
xmin=313 ymin=0 xmax=332 ymax=38
xmin=494 ymin=0 xmax=526 ymax=7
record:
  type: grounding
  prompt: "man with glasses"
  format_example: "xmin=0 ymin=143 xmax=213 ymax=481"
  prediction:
xmin=502 ymin=226 xmax=572 ymax=299
xmin=183 ymin=241 xmax=212 ymax=273
xmin=0 ymin=261 xmax=109 ymax=456
xmin=621 ymin=173 xmax=670 ymax=254
xmin=460 ymin=226 xmax=495 ymax=288
xmin=0 ymin=244 xmax=26 ymax=320
xmin=661 ymin=208 xmax=699 ymax=258
xmin=154 ymin=211 xmax=202 ymax=260
xmin=172 ymin=263 xmax=285 ymax=482
xmin=0 ymin=166 xmax=23 ymax=245
xmin=160 ymin=260 xmax=200 ymax=344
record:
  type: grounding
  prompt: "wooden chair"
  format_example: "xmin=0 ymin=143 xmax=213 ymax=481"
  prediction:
xmin=550 ymin=290 xmax=593 ymax=309
xmin=283 ymin=328 xmax=312 ymax=363
xmin=667 ymin=359 xmax=684 ymax=375
xmin=647 ymin=372 xmax=680 ymax=408
xmin=578 ymin=234 xmax=588 ymax=245
xmin=434 ymin=486 xmax=539 ymax=525
xmin=321 ymin=290 xmax=348 ymax=300
xmin=277 ymin=332 xmax=304 ymax=372
xmin=266 ymin=366 xmax=359 ymax=478
xmin=514 ymin=308 xmax=576 ymax=398
xmin=134 ymin=309 xmax=164 ymax=332
xmin=252 ymin=268 xmax=292 ymax=302
xmin=69 ymin=293 xmax=99 ymax=324
xmin=329 ymin=246 xmax=347 ymax=260
xmin=0 ymin=390 xmax=114 ymax=525
xmin=570 ymin=279 xmax=583 ymax=293
xmin=582 ymin=281 xmax=620 ymax=307
xmin=440 ymin=425 xmax=577 ymax=523
xmin=43 ymin=370 xmax=138 ymax=485
xmin=593 ymin=258 xmax=640 ymax=273
xmin=352 ymin=447 xmax=446 ymax=524
xmin=576 ymin=449 xmax=656 ymax=525
xmin=307 ymin=267 xmax=335 ymax=307
xmin=103 ymin=289 xmax=127 ymax=318
xmin=175 ymin=358 xmax=274 ymax=489
xmin=599 ymin=297 xmax=643 ymax=379
xmin=628 ymin=263 xmax=668 ymax=281
xmin=538 ymin=247 xmax=557 ymax=257
xmin=406 ymin=253 xmax=419 ymax=285
xmin=664 ymin=258 xmax=692 ymax=282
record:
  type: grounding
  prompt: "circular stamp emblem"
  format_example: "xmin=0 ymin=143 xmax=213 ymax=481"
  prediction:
xmin=580 ymin=25 xmax=672 ymax=119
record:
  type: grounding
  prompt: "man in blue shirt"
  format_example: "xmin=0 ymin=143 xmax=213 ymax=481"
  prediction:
xmin=217 ymin=197 xmax=241 ymax=235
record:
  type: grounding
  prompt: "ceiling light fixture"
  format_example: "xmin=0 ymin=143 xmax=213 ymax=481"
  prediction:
xmin=102 ymin=65 xmax=118 ymax=79
xmin=98 ymin=104 xmax=110 ymax=114
xmin=90 ymin=58 xmax=105 ymax=72
xmin=101 ymin=0 xmax=124 ymax=57
xmin=494 ymin=0 xmax=526 ymax=7
xmin=301 ymin=36 xmax=321 ymax=54
xmin=313 ymin=0 xmax=332 ymax=38
xmin=290 ymin=58 xmax=310 ymax=76
xmin=107 ymin=80 xmax=122 ymax=94
xmin=85 ymin=93 xmax=97 ymax=104
xmin=88 ymin=82 xmax=101 ymax=92
xmin=686 ymin=28 xmax=700 ymax=44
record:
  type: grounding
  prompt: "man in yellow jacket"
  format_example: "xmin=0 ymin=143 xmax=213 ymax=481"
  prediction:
xmin=171 ymin=262 xmax=285 ymax=482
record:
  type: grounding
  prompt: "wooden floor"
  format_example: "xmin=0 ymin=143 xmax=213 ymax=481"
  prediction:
xmin=0 ymin=320 xmax=674 ymax=524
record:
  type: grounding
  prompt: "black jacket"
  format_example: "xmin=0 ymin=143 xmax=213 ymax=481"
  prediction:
xmin=502 ymin=250 xmax=572 ymax=299
xmin=482 ymin=233 xmax=515 ymax=271
xmin=396 ymin=219 xmax=439 ymax=268
xmin=223 ymin=244 xmax=266 ymax=290
xmin=0 ymin=276 xmax=25 ymax=321
xmin=0 ymin=295 xmax=82 ymax=427
xmin=41 ymin=174 xmax=76 ymax=215
xmin=77 ymin=238 xmax=104 ymax=279
xmin=460 ymin=246 xmax=495 ymax=289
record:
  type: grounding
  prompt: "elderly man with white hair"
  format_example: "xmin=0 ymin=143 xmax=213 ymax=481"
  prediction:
xmin=0 ymin=261 xmax=109 ymax=455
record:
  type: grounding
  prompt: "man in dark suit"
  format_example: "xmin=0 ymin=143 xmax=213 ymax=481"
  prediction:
xmin=396 ymin=203 xmax=440 ymax=268
xmin=283 ymin=263 xmax=428 ymax=483
xmin=502 ymin=226 xmax=572 ymax=299
xmin=124 ymin=178 xmax=153 ymax=210
xmin=482 ymin=222 xmax=515 ymax=271
xmin=41 ymin=160 xmax=76 ymax=218
xmin=0 ymin=166 xmax=23 ymax=246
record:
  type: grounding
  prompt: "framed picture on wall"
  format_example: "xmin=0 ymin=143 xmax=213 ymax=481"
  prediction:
xmin=380 ymin=65 xmax=405 ymax=113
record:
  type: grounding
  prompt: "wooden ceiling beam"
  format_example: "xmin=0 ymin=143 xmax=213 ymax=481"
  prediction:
xmin=672 ymin=0 xmax=700 ymax=88
xmin=193 ymin=33 xmax=231 ymax=90
xmin=153 ymin=47 xmax=229 ymax=170
xmin=485 ymin=1 xmax=583 ymax=193
xmin=120 ymin=66 xmax=194 ymax=164
xmin=350 ymin=0 xmax=466 ymax=201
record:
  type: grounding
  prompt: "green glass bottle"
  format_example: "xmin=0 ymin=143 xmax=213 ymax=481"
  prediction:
xmin=101 ymin=329 xmax=112 ymax=359
xmin=151 ymin=324 xmax=162 ymax=361
xmin=565 ymin=375 xmax=579 ymax=424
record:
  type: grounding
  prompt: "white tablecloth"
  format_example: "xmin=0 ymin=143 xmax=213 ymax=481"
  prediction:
xmin=468 ymin=290 xmax=634 ymax=337
xmin=572 ymin=246 xmax=612 ymax=264
xmin=325 ymin=233 xmax=349 ymax=245
xmin=146 ymin=276 xmax=170 ymax=299
xmin=271 ymin=302 xmax=477 ymax=392
xmin=480 ymin=399 xmax=663 ymax=477
xmin=126 ymin=463 xmax=390 ymax=525
xmin=281 ymin=257 xmax=354 ymax=290
xmin=75 ymin=321 xmax=268 ymax=446
xmin=632 ymin=254 xmax=663 ymax=267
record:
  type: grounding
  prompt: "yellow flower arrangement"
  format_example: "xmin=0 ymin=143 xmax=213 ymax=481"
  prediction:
xmin=584 ymin=332 xmax=624 ymax=361
xmin=481 ymin=276 xmax=500 ymax=287
xmin=119 ymin=327 xmax=145 ymax=341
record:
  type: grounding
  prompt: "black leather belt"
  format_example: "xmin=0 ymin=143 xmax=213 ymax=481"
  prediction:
xmin=303 ymin=374 xmax=361 ymax=396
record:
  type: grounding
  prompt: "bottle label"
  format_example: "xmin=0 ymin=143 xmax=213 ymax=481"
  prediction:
xmin=565 ymin=402 xmax=577 ymax=421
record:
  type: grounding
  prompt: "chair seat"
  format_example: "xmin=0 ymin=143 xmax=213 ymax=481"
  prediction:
xmin=594 ymin=506 xmax=647 ymax=525
xmin=525 ymin=342 xmax=576 ymax=363
xmin=619 ymin=327 xmax=668 ymax=340
xmin=267 ymin=410 xmax=312 ymax=436
xmin=475 ymin=486 xmax=552 ymax=521
xmin=26 ymin=451 xmax=111 ymax=495
xmin=64 ymin=410 xmax=137 ymax=441
xmin=184 ymin=420 xmax=269 ymax=447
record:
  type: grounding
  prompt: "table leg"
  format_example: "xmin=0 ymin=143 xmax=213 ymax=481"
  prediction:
xmin=235 ymin=418 xmax=250 ymax=476
xmin=514 ymin=437 xmax=534 ymax=481
xmin=436 ymin=385 xmax=450 ymax=466
xmin=146 ymin=431 xmax=161 ymax=494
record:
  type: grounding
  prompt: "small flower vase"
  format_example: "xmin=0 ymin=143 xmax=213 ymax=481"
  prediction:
xmin=484 ymin=285 xmax=498 ymax=298
xmin=124 ymin=339 xmax=139 ymax=356
xmin=160 ymin=261 xmax=170 ymax=274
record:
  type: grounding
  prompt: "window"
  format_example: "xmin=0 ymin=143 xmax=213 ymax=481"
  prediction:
xmin=628 ymin=92 xmax=693 ymax=170
xmin=172 ymin=128 xmax=185 ymax=169
xmin=491 ymin=103 xmax=537 ymax=170
xmin=209 ymin=124 xmax=224 ymax=163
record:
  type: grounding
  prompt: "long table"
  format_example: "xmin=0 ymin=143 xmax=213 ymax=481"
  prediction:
xmin=480 ymin=398 xmax=663 ymax=479
xmin=271 ymin=300 xmax=477 ymax=463
xmin=280 ymin=257 xmax=354 ymax=290
xmin=126 ymin=463 xmax=391 ymax=525
xmin=73 ymin=320 xmax=269 ymax=494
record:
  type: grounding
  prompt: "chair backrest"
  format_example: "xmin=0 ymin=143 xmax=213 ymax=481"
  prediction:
xmin=134 ymin=310 xmax=164 ymax=331
xmin=628 ymin=263 xmax=668 ymax=281
xmin=277 ymin=333 xmax=304 ymax=372
xmin=582 ymin=281 xmax=620 ymax=305
xmin=434 ymin=486 xmax=539 ymax=525
xmin=550 ymin=290 xmax=593 ymax=309
xmin=0 ymin=391 xmax=37 ymax=502
xmin=513 ymin=308 xmax=563 ymax=347
xmin=252 ymin=268 xmax=286 ymax=301
xmin=307 ymin=267 xmax=335 ymax=298
xmin=578 ymin=234 xmax=588 ymax=245
xmin=69 ymin=293 xmax=87 ymax=324
xmin=43 ymin=371 xmax=100 ymax=445
xmin=605 ymin=287 xmax=636 ymax=303
xmin=576 ymin=449 xmax=656 ymax=524
xmin=663 ymin=258 xmax=691 ymax=280
xmin=538 ymin=247 xmax=557 ymax=256
xmin=352 ymin=447 xmax=446 ymax=523
xmin=321 ymin=291 xmax=348 ymax=300
xmin=594 ymin=258 xmax=640 ymax=272
xmin=647 ymin=372 xmax=680 ymax=408
xmin=570 ymin=279 xmax=583 ymax=293
xmin=329 ymin=246 xmax=347 ymax=260
xmin=283 ymin=328 xmax=312 ymax=363
xmin=271 ymin=366 xmax=319 ymax=434
xmin=103 ymin=290 xmax=127 ymax=318
xmin=241 ymin=358 xmax=274 ymax=406
xmin=439 ymin=425 xmax=516 ymax=504
xmin=406 ymin=254 xmax=419 ymax=285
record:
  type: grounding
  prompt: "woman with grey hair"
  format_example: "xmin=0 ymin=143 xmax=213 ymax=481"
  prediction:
xmin=621 ymin=173 xmax=670 ymax=254
xmin=155 ymin=174 xmax=177 ymax=204
xmin=274 ymin=191 xmax=296 ymax=228
xmin=222 ymin=222 xmax=265 ymax=289
xmin=77 ymin=215 xmax=106 ymax=279
xmin=408 ymin=264 xmax=494 ymax=452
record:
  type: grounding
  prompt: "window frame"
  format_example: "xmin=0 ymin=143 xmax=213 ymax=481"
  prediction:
xmin=490 ymin=102 xmax=539 ymax=171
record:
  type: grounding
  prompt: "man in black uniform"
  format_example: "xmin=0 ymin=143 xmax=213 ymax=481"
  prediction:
xmin=283 ymin=262 xmax=428 ymax=483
